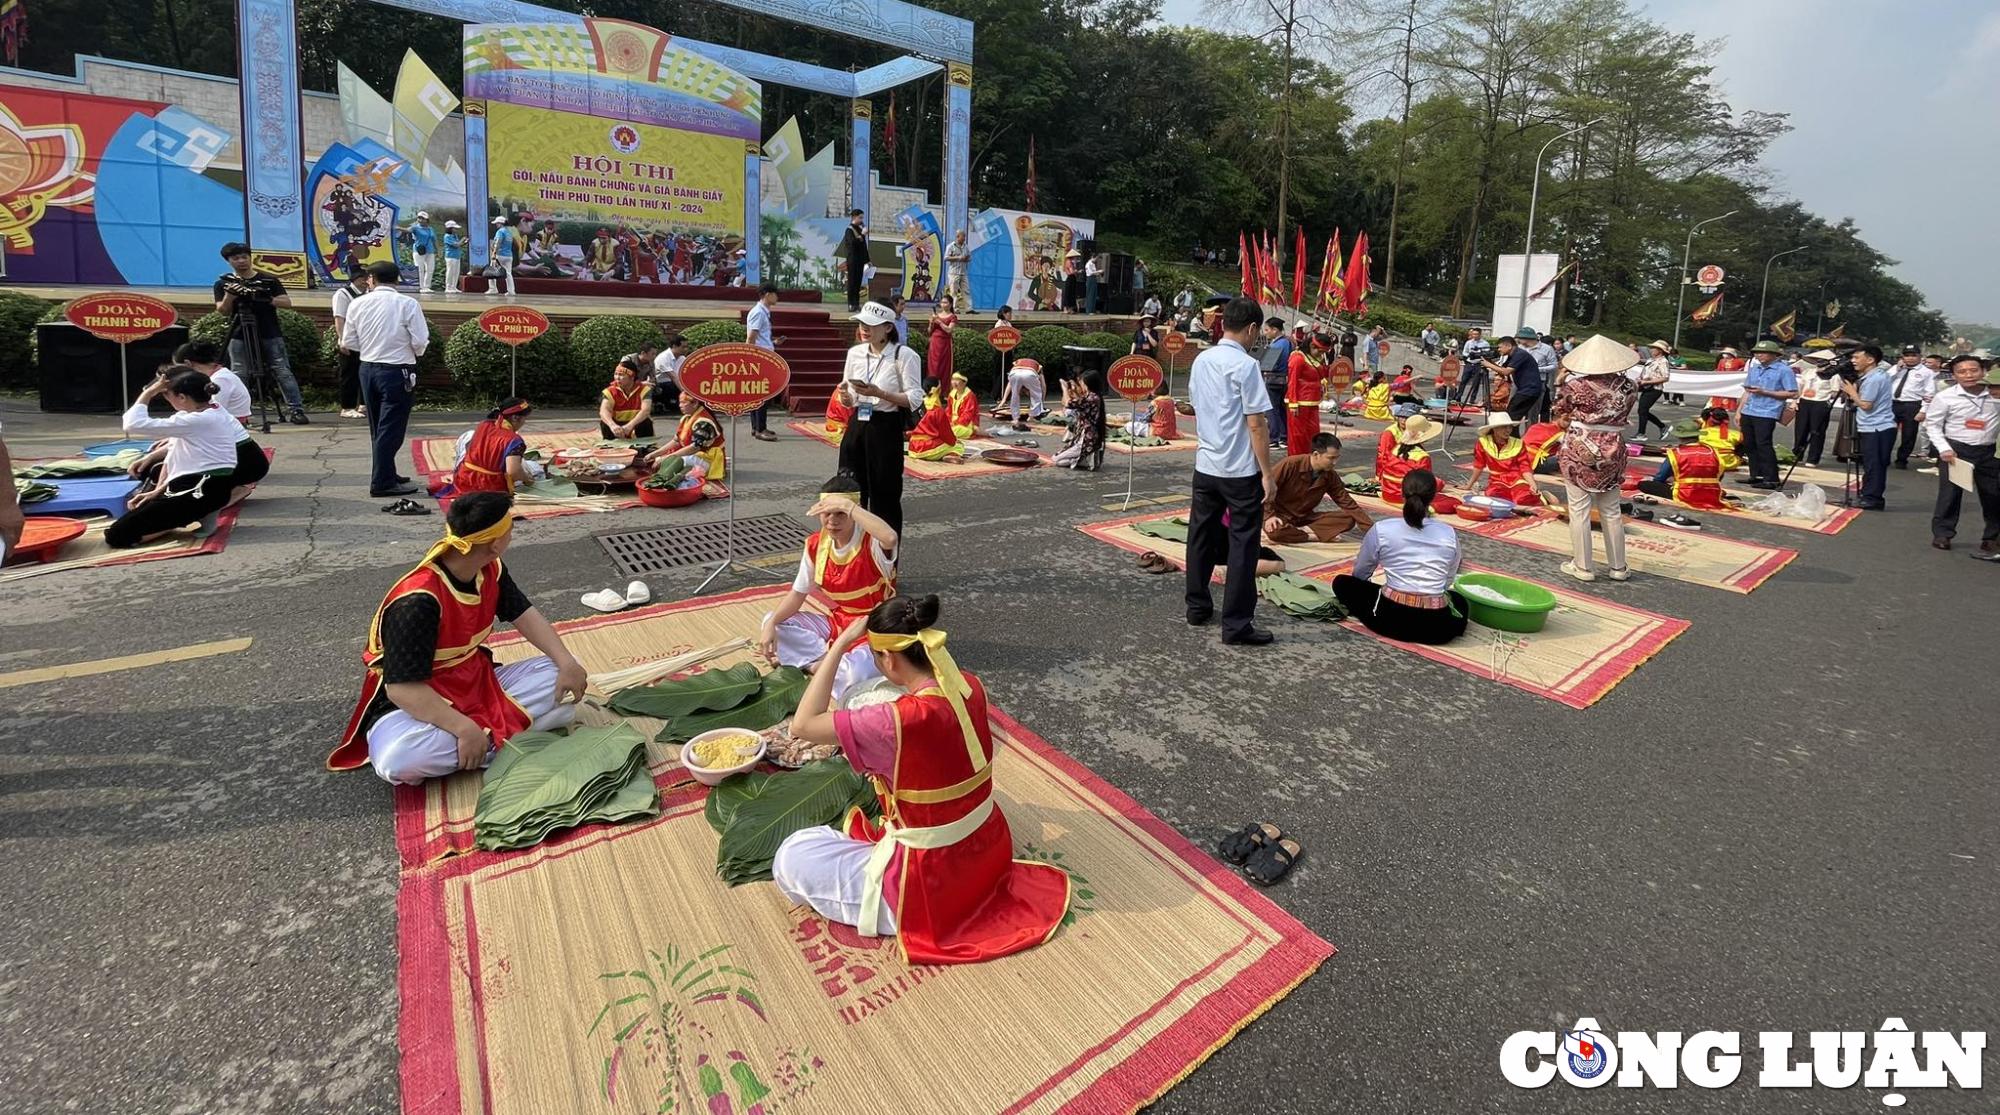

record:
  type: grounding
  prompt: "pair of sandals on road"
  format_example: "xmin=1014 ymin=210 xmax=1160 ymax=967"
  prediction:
xmin=582 ymin=580 xmax=652 ymax=613
xmin=1137 ymin=551 xmax=1174 ymax=575
xmin=381 ymin=498 xmax=429 ymax=516
xmin=1217 ymin=822 xmax=1301 ymax=886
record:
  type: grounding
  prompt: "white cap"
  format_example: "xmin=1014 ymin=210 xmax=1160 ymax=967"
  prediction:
xmin=415 ymin=210 xmax=430 ymax=218
xmin=492 ymin=216 xmax=507 ymax=225
xmin=444 ymin=219 xmax=459 ymax=228
xmin=851 ymin=301 xmax=895 ymax=326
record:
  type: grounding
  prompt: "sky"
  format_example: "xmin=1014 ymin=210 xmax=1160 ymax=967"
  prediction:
xmin=1154 ymin=0 xmax=1999 ymax=326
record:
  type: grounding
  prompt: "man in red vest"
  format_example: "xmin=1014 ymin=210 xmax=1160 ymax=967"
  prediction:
xmin=1636 ymin=419 xmax=1726 ymax=509
xmin=758 ymin=475 xmax=900 ymax=701
xmin=329 ymin=492 xmax=588 ymax=782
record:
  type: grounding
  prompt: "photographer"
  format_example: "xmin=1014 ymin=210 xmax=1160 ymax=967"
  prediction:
xmin=1838 ymin=345 xmax=1896 ymax=510
xmin=212 ymin=243 xmax=308 ymax=425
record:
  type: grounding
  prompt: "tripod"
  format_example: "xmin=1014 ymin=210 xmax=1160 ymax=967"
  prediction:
xmin=231 ymin=303 xmax=279 ymax=435
xmin=1828 ymin=404 xmax=1863 ymax=507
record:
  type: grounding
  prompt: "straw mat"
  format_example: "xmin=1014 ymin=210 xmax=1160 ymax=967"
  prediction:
xmin=410 ymin=430 xmax=646 ymax=519
xmin=1 ymin=503 xmax=248 ymax=583
xmin=1079 ymin=507 xmax=1361 ymax=578
xmin=397 ymin=703 xmax=1336 ymax=1115
xmin=786 ymin=419 xmax=1052 ymax=480
xmin=1475 ymin=513 xmax=1795 ymax=594
xmin=1304 ymin=561 xmax=1688 ymax=708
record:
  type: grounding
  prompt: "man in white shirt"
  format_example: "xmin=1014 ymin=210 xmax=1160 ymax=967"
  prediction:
xmin=744 ymin=282 xmax=783 ymax=441
xmin=1084 ymin=254 xmax=1102 ymax=313
xmin=652 ymin=333 xmax=687 ymax=412
xmin=1923 ymin=355 xmax=2000 ymax=555
xmin=1890 ymin=343 xmax=1937 ymax=468
xmin=346 ymin=260 xmax=430 ymax=497
xmin=329 ymin=274 xmax=369 ymax=418
xmin=1186 ymin=296 xmax=1276 ymax=646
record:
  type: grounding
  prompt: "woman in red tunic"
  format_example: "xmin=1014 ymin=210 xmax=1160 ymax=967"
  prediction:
xmin=1461 ymin=412 xmax=1541 ymax=507
xmin=926 ymin=294 xmax=957 ymax=388
xmin=1378 ymin=415 xmax=1460 ymax=514
xmin=597 ymin=358 xmax=655 ymax=439
xmin=442 ymin=398 xmax=533 ymax=496
xmin=776 ymin=594 xmax=1070 ymax=965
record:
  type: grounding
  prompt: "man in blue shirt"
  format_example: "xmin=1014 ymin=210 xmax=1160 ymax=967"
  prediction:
xmin=1257 ymin=317 xmax=1293 ymax=448
xmin=744 ymin=282 xmax=782 ymax=440
xmin=1737 ymin=339 xmax=1799 ymax=488
xmin=1840 ymin=344 xmax=1896 ymax=509
xmin=1480 ymin=334 xmax=1544 ymax=423
xmin=409 ymin=212 xmax=438 ymax=294
xmin=1187 ymin=297 xmax=1277 ymax=646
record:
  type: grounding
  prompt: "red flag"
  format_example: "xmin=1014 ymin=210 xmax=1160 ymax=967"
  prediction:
xmin=1319 ymin=231 xmax=1344 ymax=314
xmin=1690 ymin=291 xmax=1724 ymax=324
xmin=1239 ymin=231 xmax=1253 ymax=297
xmin=882 ymin=94 xmax=898 ymax=151
xmin=1342 ymin=232 xmax=1371 ymax=313
xmin=1291 ymin=226 xmax=1307 ymax=308
xmin=1260 ymin=238 xmax=1282 ymax=304
xmin=0 ymin=0 xmax=24 ymax=67
xmin=1024 ymin=135 xmax=1036 ymax=210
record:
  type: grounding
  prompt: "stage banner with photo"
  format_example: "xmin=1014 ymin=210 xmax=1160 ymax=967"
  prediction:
xmin=464 ymin=17 xmax=760 ymax=286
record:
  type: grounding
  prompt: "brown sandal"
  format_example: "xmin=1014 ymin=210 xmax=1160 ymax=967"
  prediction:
xmin=1137 ymin=551 xmax=1171 ymax=574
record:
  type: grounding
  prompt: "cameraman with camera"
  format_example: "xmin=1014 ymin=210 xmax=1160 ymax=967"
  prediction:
xmin=1838 ymin=344 xmax=1896 ymax=510
xmin=213 ymin=243 xmax=308 ymax=425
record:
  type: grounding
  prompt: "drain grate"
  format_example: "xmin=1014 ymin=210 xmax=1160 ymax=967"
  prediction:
xmin=596 ymin=514 xmax=809 ymax=577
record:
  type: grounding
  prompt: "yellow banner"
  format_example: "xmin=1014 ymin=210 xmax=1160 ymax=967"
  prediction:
xmin=488 ymin=102 xmax=742 ymax=238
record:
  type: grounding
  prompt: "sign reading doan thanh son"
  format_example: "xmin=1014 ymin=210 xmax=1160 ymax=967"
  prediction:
xmin=680 ymin=344 xmax=790 ymax=416
xmin=63 ymin=293 xmax=177 ymax=344
xmin=1107 ymin=354 xmax=1164 ymax=401
xmin=476 ymin=306 xmax=551 ymax=346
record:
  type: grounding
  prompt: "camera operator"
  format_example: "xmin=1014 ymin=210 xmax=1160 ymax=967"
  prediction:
xmin=1457 ymin=327 xmax=1493 ymax=406
xmin=1838 ymin=344 xmax=1896 ymax=510
xmin=213 ymin=242 xmax=308 ymax=424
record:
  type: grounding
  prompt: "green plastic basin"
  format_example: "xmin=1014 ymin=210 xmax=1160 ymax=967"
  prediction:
xmin=1453 ymin=572 xmax=1558 ymax=633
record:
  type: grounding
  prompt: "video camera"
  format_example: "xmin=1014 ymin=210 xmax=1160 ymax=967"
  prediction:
xmin=219 ymin=273 xmax=272 ymax=302
xmin=1825 ymin=352 xmax=1860 ymax=383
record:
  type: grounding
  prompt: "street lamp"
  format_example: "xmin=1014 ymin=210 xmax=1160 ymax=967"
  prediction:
xmin=1512 ymin=117 xmax=1603 ymax=335
xmin=1670 ymin=210 xmax=1738 ymax=351
xmin=1757 ymin=246 xmax=1805 ymax=343
xmin=1815 ymin=279 xmax=1833 ymax=336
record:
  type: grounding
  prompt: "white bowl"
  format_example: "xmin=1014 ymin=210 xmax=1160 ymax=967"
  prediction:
xmin=681 ymin=728 xmax=767 ymax=786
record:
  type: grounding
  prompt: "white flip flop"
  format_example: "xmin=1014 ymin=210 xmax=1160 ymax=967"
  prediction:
xmin=624 ymin=580 xmax=652 ymax=606
xmin=581 ymin=588 xmax=628 ymax=613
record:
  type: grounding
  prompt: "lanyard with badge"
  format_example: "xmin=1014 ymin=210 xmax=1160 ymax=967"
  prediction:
xmin=852 ymin=345 xmax=899 ymax=422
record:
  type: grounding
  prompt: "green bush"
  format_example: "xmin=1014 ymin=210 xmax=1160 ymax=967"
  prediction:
xmin=570 ymin=315 xmax=669 ymax=381
xmin=443 ymin=322 xmax=577 ymax=404
xmin=0 ymin=291 xmax=57 ymax=388
xmin=678 ymin=318 xmax=742 ymax=351
xmin=901 ymin=322 xmax=927 ymax=359
xmin=1143 ymin=264 xmax=1212 ymax=301
xmin=1078 ymin=330 xmax=1133 ymax=355
xmin=1360 ymin=304 xmax=1434 ymax=339
xmin=949 ymin=327 xmax=997 ymax=393
xmin=316 ymin=322 xmax=447 ymax=382
xmin=186 ymin=309 xmax=328 ymax=382
xmin=1015 ymin=325 xmax=1079 ymax=373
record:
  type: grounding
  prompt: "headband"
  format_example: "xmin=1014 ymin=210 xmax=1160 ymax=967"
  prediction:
xmin=497 ymin=401 xmax=532 ymax=418
xmin=866 ymin=627 xmax=969 ymax=702
xmin=421 ymin=512 xmax=514 ymax=569
xmin=815 ymin=491 xmax=859 ymax=510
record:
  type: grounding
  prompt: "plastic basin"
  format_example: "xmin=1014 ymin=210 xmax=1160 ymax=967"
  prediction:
xmin=1453 ymin=572 xmax=1558 ymax=633
xmin=10 ymin=516 xmax=88 ymax=564
xmin=638 ymin=483 xmax=704 ymax=508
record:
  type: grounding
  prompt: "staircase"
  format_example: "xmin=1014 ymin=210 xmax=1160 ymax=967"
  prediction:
xmin=765 ymin=306 xmax=848 ymax=417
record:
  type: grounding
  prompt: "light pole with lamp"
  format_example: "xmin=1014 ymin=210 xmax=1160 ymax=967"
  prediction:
xmin=1670 ymin=209 xmax=1738 ymax=352
xmin=1512 ymin=117 xmax=1603 ymax=334
xmin=1756 ymin=246 xmax=1805 ymax=343
xmin=1815 ymin=278 xmax=1833 ymax=336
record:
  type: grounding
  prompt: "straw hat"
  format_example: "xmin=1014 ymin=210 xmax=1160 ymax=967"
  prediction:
xmin=1396 ymin=415 xmax=1444 ymax=446
xmin=1561 ymin=334 xmax=1642 ymax=376
xmin=1478 ymin=412 xmax=1518 ymax=432
xmin=1647 ymin=339 xmax=1672 ymax=353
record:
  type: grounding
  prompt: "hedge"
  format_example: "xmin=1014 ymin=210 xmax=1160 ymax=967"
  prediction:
xmin=1077 ymin=330 xmax=1133 ymax=356
xmin=443 ymin=322 xmax=577 ymax=404
xmin=188 ymin=309 xmax=329 ymax=383
xmin=678 ymin=319 xmax=742 ymax=351
xmin=948 ymin=327 xmax=998 ymax=393
xmin=1360 ymin=305 xmax=1435 ymax=339
xmin=0 ymin=291 xmax=57 ymax=389
xmin=570 ymin=315 xmax=669 ymax=380
xmin=1015 ymin=325 xmax=1079 ymax=374
xmin=316 ymin=322 xmax=448 ymax=383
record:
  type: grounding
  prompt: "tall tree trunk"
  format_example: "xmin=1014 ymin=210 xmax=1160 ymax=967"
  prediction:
xmin=1450 ymin=175 xmax=1488 ymax=318
xmin=1383 ymin=0 xmax=1418 ymax=293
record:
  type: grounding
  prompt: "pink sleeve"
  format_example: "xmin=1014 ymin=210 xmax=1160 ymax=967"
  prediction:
xmin=833 ymin=704 xmax=898 ymax=778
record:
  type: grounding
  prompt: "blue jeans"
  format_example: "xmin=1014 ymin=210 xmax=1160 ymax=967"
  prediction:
xmin=360 ymin=362 xmax=414 ymax=493
xmin=1858 ymin=428 xmax=1894 ymax=506
xmin=228 ymin=334 xmax=304 ymax=410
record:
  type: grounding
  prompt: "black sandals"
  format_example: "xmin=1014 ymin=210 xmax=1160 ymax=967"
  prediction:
xmin=382 ymin=498 xmax=431 ymax=516
xmin=1218 ymin=822 xmax=1283 ymax=865
xmin=1243 ymin=838 xmax=1302 ymax=886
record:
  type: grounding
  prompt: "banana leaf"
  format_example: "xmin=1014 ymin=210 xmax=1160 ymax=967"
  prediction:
xmin=517 ymin=477 xmax=579 ymax=500
xmin=14 ymin=450 xmax=142 ymax=479
xmin=711 ymin=758 xmax=877 ymax=886
xmin=18 ymin=481 xmax=56 ymax=504
xmin=1256 ymin=571 xmax=1348 ymax=620
xmin=1133 ymin=517 xmax=1190 ymax=544
xmin=1109 ymin=432 xmax=1168 ymax=447
xmin=473 ymin=724 xmax=649 ymax=849
xmin=656 ymin=667 xmax=807 ymax=744
xmin=610 ymin=661 xmax=765 ymax=720
xmin=704 ymin=768 xmax=772 ymax=835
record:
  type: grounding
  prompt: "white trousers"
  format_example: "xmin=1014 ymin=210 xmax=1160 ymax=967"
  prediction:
xmin=766 ymin=611 xmax=880 ymax=704
xmin=489 ymin=261 xmax=515 ymax=297
xmin=773 ymin=826 xmax=899 ymax=935
xmin=1564 ymin=482 xmax=1627 ymax=573
xmin=444 ymin=257 xmax=462 ymax=293
xmin=412 ymin=251 xmax=434 ymax=291
xmin=1003 ymin=370 xmax=1046 ymax=421
xmin=366 ymin=656 xmax=577 ymax=784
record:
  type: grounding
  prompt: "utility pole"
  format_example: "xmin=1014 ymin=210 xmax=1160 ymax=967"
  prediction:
xmin=1274 ymin=0 xmax=1297 ymax=280
xmin=1671 ymin=210 xmax=1737 ymax=352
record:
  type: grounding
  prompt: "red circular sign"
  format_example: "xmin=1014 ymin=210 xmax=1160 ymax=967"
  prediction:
xmin=63 ymin=293 xmax=177 ymax=344
xmin=1329 ymin=355 xmax=1356 ymax=393
xmin=1161 ymin=331 xmax=1187 ymax=356
xmin=476 ymin=305 xmax=551 ymax=347
xmin=987 ymin=324 xmax=1021 ymax=352
xmin=680 ymin=344 xmax=790 ymax=417
xmin=1107 ymin=354 xmax=1164 ymax=402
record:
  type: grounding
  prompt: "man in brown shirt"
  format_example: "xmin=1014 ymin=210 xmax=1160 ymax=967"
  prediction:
xmin=1263 ymin=432 xmax=1374 ymax=544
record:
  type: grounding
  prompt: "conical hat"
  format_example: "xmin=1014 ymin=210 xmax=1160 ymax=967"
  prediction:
xmin=1562 ymin=334 xmax=1641 ymax=376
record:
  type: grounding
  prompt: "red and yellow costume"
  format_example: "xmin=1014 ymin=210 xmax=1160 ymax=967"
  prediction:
xmin=1699 ymin=419 xmax=1742 ymax=470
xmin=674 ymin=408 xmax=726 ymax=480
xmin=906 ymin=399 xmax=961 ymax=460
xmin=948 ymin=378 xmax=980 ymax=440
xmin=1665 ymin=442 xmax=1725 ymax=509
xmin=808 ymin=527 xmax=896 ymax=632
xmin=1379 ymin=448 xmax=1460 ymax=514
xmin=330 ymin=517 xmax=529 ymax=770
xmin=1151 ymin=394 xmax=1179 ymax=440
xmin=1472 ymin=431 xmax=1540 ymax=506
xmin=845 ymin=631 xmax=1069 ymax=964
xmin=449 ymin=418 xmax=524 ymax=494
xmin=1362 ymin=381 xmax=1392 ymax=421
xmin=602 ymin=380 xmax=652 ymax=427
xmin=1285 ymin=349 xmax=1329 ymax=456
xmin=823 ymin=391 xmax=854 ymax=435
xmin=1523 ymin=421 xmax=1563 ymax=469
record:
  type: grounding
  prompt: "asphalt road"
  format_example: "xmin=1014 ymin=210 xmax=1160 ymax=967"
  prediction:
xmin=2 ymin=396 xmax=1994 ymax=1115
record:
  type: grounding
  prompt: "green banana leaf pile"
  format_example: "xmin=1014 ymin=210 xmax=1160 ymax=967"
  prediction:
xmin=641 ymin=456 xmax=692 ymax=490
xmin=18 ymin=481 xmax=56 ymax=504
xmin=516 ymin=477 xmax=579 ymax=500
xmin=1133 ymin=517 xmax=1190 ymax=544
xmin=1257 ymin=571 xmax=1348 ymax=620
xmin=1109 ymin=431 xmax=1168 ymax=447
xmin=704 ymin=758 xmax=880 ymax=886
xmin=14 ymin=450 xmax=143 ymax=480
xmin=610 ymin=664 xmax=809 ymax=744
xmin=472 ymin=724 xmax=659 ymax=851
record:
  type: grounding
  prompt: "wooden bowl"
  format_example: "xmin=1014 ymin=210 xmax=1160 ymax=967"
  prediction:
xmin=979 ymin=448 xmax=1041 ymax=467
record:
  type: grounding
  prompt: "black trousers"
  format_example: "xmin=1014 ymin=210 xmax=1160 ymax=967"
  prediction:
xmin=1893 ymin=400 xmax=1925 ymax=464
xmin=106 ymin=471 xmax=234 ymax=548
xmin=1635 ymin=388 xmax=1667 ymax=439
xmin=1505 ymin=390 xmax=1542 ymax=425
xmin=1792 ymin=400 xmax=1832 ymax=464
xmin=1264 ymin=381 xmax=1287 ymax=446
xmin=232 ymin=437 xmax=269 ymax=490
xmin=845 ymin=260 xmax=864 ymax=310
xmin=1185 ymin=470 xmax=1264 ymax=637
xmin=1933 ymin=440 xmax=2000 ymax=542
xmin=338 ymin=349 xmax=362 ymax=410
xmin=598 ymin=418 xmax=656 ymax=440
xmin=1332 ymin=576 xmax=1469 ymax=645
xmin=1456 ymin=369 xmax=1488 ymax=408
xmin=1740 ymin=414 xmax=1780 ymax=484
xmin=838 ymin=413 xmax=906 ymax=535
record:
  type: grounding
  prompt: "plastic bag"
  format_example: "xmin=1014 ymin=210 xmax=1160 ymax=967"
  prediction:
xmin=1748 ymin=482 xmax=1826 ymax=520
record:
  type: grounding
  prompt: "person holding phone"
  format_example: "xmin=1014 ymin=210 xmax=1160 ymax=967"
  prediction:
xmin=838 ymin=302 xmax=924 ymax=534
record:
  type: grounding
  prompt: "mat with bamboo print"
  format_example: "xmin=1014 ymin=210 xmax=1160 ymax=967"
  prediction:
xmin=1304 ymin=561 xmax=1688 ymax=708
xmin=410 ymin=430 xmax=649 ymax=519
xmin=397 ymin=705 xmax=1335 ymax=1115
xmin=1 ymin=504 xmax=249 ymax=583
xmin=1520 ymin=476 xmax=1858 ymax=536
xmin=391 ymin=586 xmax=788 ymax=869
xmin=1079 ymin=507 xmax=1362 ymax=576
xmin=1475 ymin=513 xmax=1796 ymax=593
xmin=784 ymin=419 xmax=1051 ymax=480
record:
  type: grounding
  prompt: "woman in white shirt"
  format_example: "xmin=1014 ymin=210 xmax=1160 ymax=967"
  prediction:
xmin=108 ymin=369 xmax=248 ymax=548
xmin=836 ymin=302 xmax=925 ymax=535
xmin=1331 ymin=469 xmax=1469 ymax=644
xmin=1791 ymin=350 xmax=1842 ymax=466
